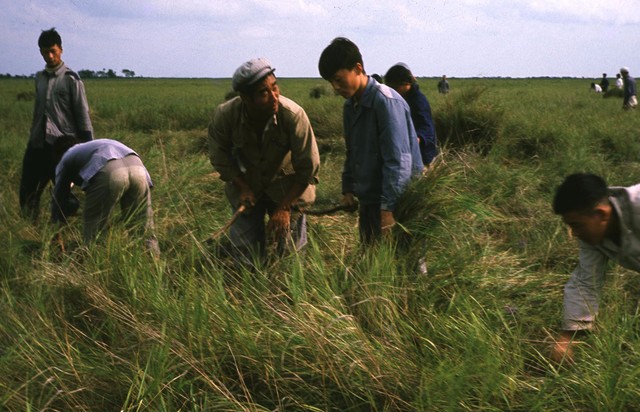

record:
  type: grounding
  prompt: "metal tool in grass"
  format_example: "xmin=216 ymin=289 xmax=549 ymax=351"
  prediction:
xmin=207 ymin=200 xmax=358 ymax=242
xmin=296 ymin=200 xmax=358 ymax=216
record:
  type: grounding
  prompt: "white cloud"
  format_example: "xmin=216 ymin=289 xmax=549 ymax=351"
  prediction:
xmin=2 ymin=0 xmax=639 ymax=78
xmin=526 ymin=0 xmax=640 ymax=25
xmin=257 ymin=0 xmax=327 ymax=17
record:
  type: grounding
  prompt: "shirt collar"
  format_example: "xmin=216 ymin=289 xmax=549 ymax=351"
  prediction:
xmin=240 ymin=102 xmax=278 ymax=130
xmin=45 ymin=61 xmax=65 ymax=77
xmin=347 ymin=75 xmax=376 ymax=109
xmin=602 ymin=190 xmax=632 ymax=251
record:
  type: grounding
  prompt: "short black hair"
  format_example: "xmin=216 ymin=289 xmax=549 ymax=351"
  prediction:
xmin=318 ymin=37 xmax=364 ymax=80
xmin=553 ymin=173 xmax=609 ymax=215
xmin=38 ymin=28 xmax=62 ymax=49
xmin=384 ymin=64 xmax=414 ymax=85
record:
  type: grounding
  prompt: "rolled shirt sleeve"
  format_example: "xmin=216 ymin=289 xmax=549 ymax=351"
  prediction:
xmin=286 ymin=106 xmax=320 ymax=187
xmin=51 ymin=155 xmax=80 ymax=223
xmin=563 ymin=242 xmax=608 ymax=330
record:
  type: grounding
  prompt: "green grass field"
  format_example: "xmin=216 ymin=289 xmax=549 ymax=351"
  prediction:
xmin=1 ymin=76 xmax=640 ymax=410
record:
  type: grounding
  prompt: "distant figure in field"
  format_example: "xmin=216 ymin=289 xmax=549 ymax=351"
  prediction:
xmin=620 ymin=67 xmax=637 ymax=110
xmin=20 ymin=28 xmax=93 ymax=221
xmin=615 ymin=73 xmax=623 ymax=89
xmin=437 ymin=75 xmax=450 ymax=94
xmin=590 ymin=82 xmax=602 ymax=93
xmin=384 ymin=63 xmax=439 ymax=167
xmin=550 ymin=173 xmax=640 ymax=364
xmin=51 ymin=137 xmax=159 ymax=255
xmin=208 ymin=58 xmax=320 ymax=266
xmin=599 ymin=73 xmax=609 ymax=93
xmin=318 ymin=37 xmax=423 ymax=244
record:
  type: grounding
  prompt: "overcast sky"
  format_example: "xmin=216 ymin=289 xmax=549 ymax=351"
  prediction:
xmin=3 ymin=0 xmax=640 ymax=79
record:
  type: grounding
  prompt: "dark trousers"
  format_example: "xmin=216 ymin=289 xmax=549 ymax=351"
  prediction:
xmin=358 ymin=203 xmax=382 ymax=245
xmin=359 ymin=202 xmax=428 ymax=274
xmin=19 ymin=143 xmax=56 ymax=221
xmin=228 ymin=195 xmax=307 ymax=267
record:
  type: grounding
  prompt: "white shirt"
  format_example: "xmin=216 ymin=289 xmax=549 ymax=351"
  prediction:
xmin=563 ymin=184 xmax=640 ymax=330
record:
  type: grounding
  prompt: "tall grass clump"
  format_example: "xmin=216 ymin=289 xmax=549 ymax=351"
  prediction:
xmin=434 ymin=86 xmax=504 ymax=154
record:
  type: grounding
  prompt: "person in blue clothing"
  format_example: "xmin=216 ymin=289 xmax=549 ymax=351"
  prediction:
xmin=318 ymin=37 xmax=423 ymax=244
xmin=620 ymin=67 xmax=637 ymax=110
xmin=384 ymin=63 xmax=439 ymax=168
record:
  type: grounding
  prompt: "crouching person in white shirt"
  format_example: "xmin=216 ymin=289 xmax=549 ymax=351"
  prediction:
xmin=550 ymin=173 xmax=640 ymax=364
xmin=52 ymin=136 xmax=160 ymax=256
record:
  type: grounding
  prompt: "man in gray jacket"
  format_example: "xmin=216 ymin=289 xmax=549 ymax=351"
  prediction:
xmin=19 ymin=28 xmax=93 ymax=220
xmin=551 ymin=173 xmax=640 ymax=363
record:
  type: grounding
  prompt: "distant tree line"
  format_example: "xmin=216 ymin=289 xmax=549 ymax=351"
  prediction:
xmin=79 ymin=68 xmax=137 ymax=78
xmin=0 ymin=69 xmax=138 ymax=79
xmin=0 ymin=73 xmax=32 ymax=79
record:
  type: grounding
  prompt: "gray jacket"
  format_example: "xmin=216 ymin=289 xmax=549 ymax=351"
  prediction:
xmin=563 ymin=184 xmax=640 ymax=330
xmin=29 ymin=62 xmax=93 ymax=148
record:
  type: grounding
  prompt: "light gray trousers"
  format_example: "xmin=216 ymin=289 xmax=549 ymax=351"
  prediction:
xmin=83 ymin=155 xmax=158 ymax=253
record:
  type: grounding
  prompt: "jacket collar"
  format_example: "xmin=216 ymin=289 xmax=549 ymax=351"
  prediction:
xmin=45 ymin=61 xmax=66 ymax=77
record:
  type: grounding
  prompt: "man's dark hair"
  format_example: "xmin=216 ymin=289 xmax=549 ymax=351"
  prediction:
xmin=52 ymin=135 xmax=79 ymax=165
xmin=553 ymin=173 xmax=609 ymax=215
xmin=318 ymin=37 xmax=364 ymax=80
xmin=384 ymin=64 xmax=414 ymax=85
xmin=38 ymin=28 xmax=62 ymax=49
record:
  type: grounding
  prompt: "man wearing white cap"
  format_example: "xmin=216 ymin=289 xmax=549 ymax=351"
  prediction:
xmin=208 ymin=58 xmax=320 ymax=266
xmin=620 ymin=67 xmax=637 ymax=110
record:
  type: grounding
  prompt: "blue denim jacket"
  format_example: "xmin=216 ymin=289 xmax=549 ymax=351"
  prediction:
xmin=342 ymin=77 xmax=423 ymax=211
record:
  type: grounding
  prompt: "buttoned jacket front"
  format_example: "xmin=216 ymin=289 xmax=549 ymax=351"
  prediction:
xmin=29 ymin=63 xmax=92 ymax=148
xmin=341 ymin=77 xmax=423 ymax=211
xmin=208 ymin=95 xmax=319 ymax=208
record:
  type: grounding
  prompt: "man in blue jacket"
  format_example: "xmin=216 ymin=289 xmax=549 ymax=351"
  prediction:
xmin=318 ymin=37 xmax=423 ymax=244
